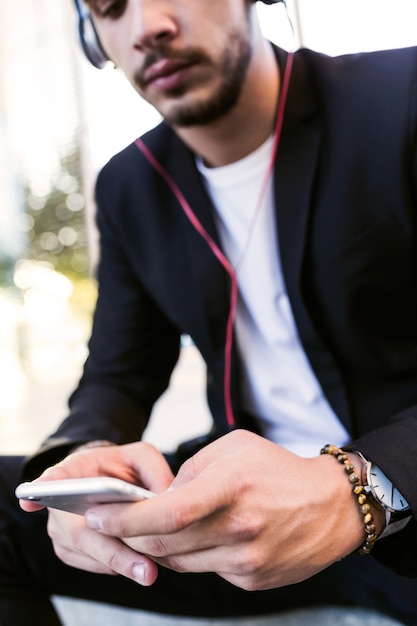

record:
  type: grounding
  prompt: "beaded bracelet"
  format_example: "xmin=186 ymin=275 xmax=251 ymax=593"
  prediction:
xmin=320 ymin=444 xmax=378 ymax=555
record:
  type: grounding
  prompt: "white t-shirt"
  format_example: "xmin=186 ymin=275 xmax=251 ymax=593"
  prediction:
xmin=196 ymin=138 xmax=350 ymax=457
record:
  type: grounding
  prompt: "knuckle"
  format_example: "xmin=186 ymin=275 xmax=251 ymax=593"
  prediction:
xmin=243 ymin=546 xmax=265 ymax=575
xmin=175 ymin=456 xmax=198 ymax=484
xmin=146 ymin=535 xmax=169 ymax=558
xmin=158 ymin=503 xmax=192 ymax=534
xmin=228 ymin=544 xmax=265 ymax=580
xmin=240 ymin=516 xmax=264 ymax=542
xmin=230 ymin=429 xmax=252 ymax=446
xmin=108 ymin=550 xmax=125 ymax=573
xmin=228 ymin=512 xmax=263 ymax=543
xmin=165 ymin=555 xmax=186 ymax=574
xmin=229 ymin=551 xmax=266 ymax=592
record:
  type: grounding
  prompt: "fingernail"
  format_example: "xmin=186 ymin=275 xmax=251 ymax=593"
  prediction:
xmin=85 ymin=512 xmax=102 ymax=531
xmin=132 ymin=562 xmax=146 ymax=585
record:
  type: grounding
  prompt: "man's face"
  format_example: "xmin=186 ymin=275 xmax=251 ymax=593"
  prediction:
xmin=88 ymin=0 xmax=254 ymax=127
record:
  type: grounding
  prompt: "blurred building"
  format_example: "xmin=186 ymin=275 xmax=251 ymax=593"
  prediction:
xmin=0 ymin=0 xmax=84 ymax=187
xmin=0 ymin=0 xmax=94 ymax=450
xmin=0 ymin=0 xmax=89 ymax=269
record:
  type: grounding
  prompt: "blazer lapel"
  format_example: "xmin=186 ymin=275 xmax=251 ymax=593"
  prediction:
xmin=274 ymin=49 xmax=352 ymax=430
xmin=164 ymin=134 xmax=232 ymax=359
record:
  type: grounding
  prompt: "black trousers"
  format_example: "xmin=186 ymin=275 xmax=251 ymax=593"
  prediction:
xmin=1 ymin=456 xmax=417 ymax=626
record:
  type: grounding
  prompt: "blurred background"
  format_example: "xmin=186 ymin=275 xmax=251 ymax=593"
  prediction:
xmin=1 ymin=0 xmax=417 ymax=457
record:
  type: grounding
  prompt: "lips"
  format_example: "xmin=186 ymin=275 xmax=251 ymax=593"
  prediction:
xmin=143 ymin=58 xmax=195 ymax=90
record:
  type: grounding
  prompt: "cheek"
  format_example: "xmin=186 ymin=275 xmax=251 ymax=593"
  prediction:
xmin=93 ymin=22 xmax=121 ymax=63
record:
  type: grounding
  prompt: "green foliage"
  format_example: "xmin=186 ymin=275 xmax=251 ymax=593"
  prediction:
xmin=0 ymin=253 xmax=14 ymax=287
xmin=23 ymin=144 xmax=91 ymax=280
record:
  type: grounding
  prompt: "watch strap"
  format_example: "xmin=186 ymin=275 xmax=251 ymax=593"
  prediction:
xmin=378 ymin=513 xmax=412 ymax=539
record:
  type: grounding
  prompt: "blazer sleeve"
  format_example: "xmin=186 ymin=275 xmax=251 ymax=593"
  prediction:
xmin=344 ymin=59 xmax=417 ymax=577
xmin=344 ymin=412 xmax=417 ymax=576
xmin=302 ymin=47 xmax=417 ymax=577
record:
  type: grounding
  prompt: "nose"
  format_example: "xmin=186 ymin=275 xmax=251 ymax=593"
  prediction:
xmin=128 ymin=0 xmax=178 ymax=52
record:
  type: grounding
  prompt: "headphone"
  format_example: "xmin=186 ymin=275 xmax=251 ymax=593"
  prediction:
xmin=73 ymin=0 xmax=285 ymax=69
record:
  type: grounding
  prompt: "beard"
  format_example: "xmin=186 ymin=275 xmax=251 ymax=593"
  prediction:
xmin=133 ymin=30 xmax=252 ymax=128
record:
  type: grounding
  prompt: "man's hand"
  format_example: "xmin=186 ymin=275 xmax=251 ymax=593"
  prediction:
xmin=83 ymin=430 xmax=364 ymax=591
xmin=18 ymin=441 xmax=174 ymax=585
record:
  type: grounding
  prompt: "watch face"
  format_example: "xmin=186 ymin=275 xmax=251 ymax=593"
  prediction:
xmin=368 ymin=465 xmax=410 ymax=512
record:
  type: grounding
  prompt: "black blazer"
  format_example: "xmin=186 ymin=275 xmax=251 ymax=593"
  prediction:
xmin=25 ymin=45 xmax=417 ymax=578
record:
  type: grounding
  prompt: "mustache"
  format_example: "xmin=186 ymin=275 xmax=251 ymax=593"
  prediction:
xmin=134 ymin=47 xmax=208 ymax=88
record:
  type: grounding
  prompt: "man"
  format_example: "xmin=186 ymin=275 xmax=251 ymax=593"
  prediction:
xmin=3 ymin=0 xmax=417 ymax=623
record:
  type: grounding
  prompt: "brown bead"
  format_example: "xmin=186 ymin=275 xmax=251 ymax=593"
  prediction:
xmin=361 ymin=543 xmax=373 ymax=554
xmin=320 ymin=444 xmax=377 ymax=556
xmin=363 ymin=513 xmax=373 ymax=525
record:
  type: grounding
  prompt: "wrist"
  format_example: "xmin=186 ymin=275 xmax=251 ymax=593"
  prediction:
xmin=320 ymin=444 xmax=380 ymax=554
xmin=316 ymin=452 xmax=364 ymax=554
xmin=345 ymin=452 xmax=386 ymax=536
xmin=70 ymin=440 xmax=115 ymax=454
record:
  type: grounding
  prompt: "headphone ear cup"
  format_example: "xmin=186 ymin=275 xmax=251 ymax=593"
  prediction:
xmin=78 ymin=13 xmax=110 ymax=69
xmin=74 ymin=0 xmax=110 ymax=69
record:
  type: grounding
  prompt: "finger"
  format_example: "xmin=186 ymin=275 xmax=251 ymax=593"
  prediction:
xmin=85 ymin=473 xmax=229 ymax=538
xmin=36 ymin=442 xmax=174 ymax=494
xmin=123 ymin=539 xmax=257 ymax=589
xmin=171 ymin=430 xmax=249 ymax=487
xmin=56 ymin=531 xmax=157 ymax=585
xmin=134 ymin=538 xmax=280 ymax=593
xmin=119 ymin=501 xmax=242 ymax=560
xmin=19 ymin=499 xmax=45 ymax=513
xmin=47 ymin=511 xmax=159 ymax=586
xmin=52 ymin=543 xmax=117 ymax=576
xmin=116 ymin=442 xmax=175 ymax=493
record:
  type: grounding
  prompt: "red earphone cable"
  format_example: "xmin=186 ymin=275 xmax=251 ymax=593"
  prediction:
xmin=135 ymin=50 xmax=294 ymax=428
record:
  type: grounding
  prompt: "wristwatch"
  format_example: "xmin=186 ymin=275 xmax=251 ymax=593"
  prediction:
xmin=356 ymin=452 xmax=412 ymax=539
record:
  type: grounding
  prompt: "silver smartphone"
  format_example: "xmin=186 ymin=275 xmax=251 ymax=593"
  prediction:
xmin=15 ymin=477 xmax=155 ymax=515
